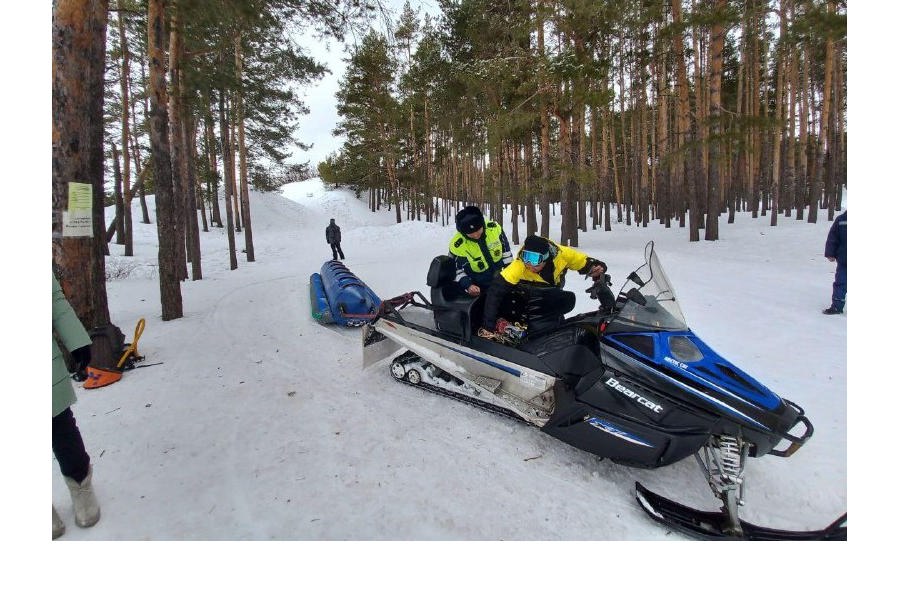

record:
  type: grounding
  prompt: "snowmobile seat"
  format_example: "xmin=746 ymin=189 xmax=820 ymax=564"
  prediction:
xmin=427 ymin=255 xmax=483 ymax=341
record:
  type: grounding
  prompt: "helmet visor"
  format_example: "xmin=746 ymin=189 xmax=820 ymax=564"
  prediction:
xmin=521 ymin=249 xmax=549 ymax=266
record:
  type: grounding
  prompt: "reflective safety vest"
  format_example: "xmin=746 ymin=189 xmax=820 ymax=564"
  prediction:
xmin=449 ymin=221 xmax=504 ymax=273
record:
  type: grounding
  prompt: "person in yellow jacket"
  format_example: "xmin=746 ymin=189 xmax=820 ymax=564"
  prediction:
xmin=448 ymin=206 xmax=513 ymax=297
xmin=480 ymin=235 xmax=614 ymax=333
xmin=52 ymin=273 xmax=101 ymax=539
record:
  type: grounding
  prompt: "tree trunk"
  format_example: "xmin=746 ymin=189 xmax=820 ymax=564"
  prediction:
xmin=525 ymin=130 xmax=537 ymax=237
xmin=234 ymin=32 xmax=255 ymax=262
xmin=219 ymin=89 xmax=238 ymax=271
xmin=147 ymin=0 xmax=183 ymax=320
xmin=167 ymin=8 xmax=188 ymax=280
xmin=537 ymin=6 xmax=551 ymax=237
xmin=796 ymin=45 xmax=809 ymax=219
xmin=672 ymin=0 xmax=698 ymax=239
xmin=116 ymin=2 xmax=133 ymax=253
xmin=111 ymin=142 xmax=125 ymax=246
xmin=183 ymin=112 xmax=202 ymax=280
xmin=230 ymin=111 xmax=242 ymax=232
xmin=52 ymin=0 xmax=126 ymax=367
xmin=808 ymin=0 xmax=835 ymax=224
xmin=771 ymin=0 xmax=789 ymax=227
xmin=705 ymin=0 xmax=725 ymax=241
xmin=204 ymin=105 xmax=223 ymax=227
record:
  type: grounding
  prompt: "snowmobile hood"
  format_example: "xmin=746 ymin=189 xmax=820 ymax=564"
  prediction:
xmin=604 ymin=330 xmax=781 ymax=410
xmin=602 ymin=330 xmax=781 ymax=416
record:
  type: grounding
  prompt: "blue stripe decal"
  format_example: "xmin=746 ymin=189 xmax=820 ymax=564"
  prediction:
xmin=586 ymin=417 xmax=654 ymax=448
xmin=432 ymin=340 xmax=522 ymax=377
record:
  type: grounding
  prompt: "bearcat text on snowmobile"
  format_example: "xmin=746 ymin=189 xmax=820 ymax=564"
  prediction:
xmin=361 ymin=241 xmax=846 ymax=540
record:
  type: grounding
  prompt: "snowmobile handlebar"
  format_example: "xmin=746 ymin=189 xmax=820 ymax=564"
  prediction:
xmin=584 ymin=273 xmax=612 ymax=300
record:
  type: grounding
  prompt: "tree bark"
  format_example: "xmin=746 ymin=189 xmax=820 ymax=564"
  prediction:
xmin=147 ymin=0 xmax=183 ymax=320
xmin=234 ymin=32 xmax=255 ymax=262
xmin=808 ymin=0 xmax=835 ymax=224
xmin=115 ymin=1 xmax=134 ymax=255
xmin=219 ymin=89 xmax=239 ymax=271
xmin=52 ymin=0 xmax=124 ymax=366
xmin=167 ymin=6 xmax=188 ymax=280
xmin=111 ymin=142 xmax=125 ymax=246
xmin=705 ymin=0 xmax=725 ymax=241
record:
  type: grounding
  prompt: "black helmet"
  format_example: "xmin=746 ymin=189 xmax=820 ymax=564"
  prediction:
xmin=455 ymin=206 xmax=486 ymax=234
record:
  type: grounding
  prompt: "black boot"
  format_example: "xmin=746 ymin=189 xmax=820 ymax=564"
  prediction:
xmin=822 ymin=306 xmax=843 ymax=315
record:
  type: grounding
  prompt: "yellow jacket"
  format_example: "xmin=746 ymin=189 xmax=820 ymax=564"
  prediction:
xmin=481 ymin=238 xmax=603 ymax=329
xmin=499 ymin=240 xmax=589 ymax=287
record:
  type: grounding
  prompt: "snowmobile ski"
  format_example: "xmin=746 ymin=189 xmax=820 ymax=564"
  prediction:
xmin=635 ymin=482 xmax=847 ymax=541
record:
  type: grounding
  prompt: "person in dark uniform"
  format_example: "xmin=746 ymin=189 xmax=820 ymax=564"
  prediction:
xmin=326 ymin=218 xmax=345 ymax=260
xmin=448 ymin=206 xmax=513 ymax=297
xmin=822 ymin=210 xmax=847 ymax=314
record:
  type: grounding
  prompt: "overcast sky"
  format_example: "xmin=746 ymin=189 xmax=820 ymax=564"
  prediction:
xmin=289 ymin=0 xmax=442 ymax=169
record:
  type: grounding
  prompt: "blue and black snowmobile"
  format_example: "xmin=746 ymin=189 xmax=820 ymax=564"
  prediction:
xmin=362 ymin=241 xmax=846 ymax=540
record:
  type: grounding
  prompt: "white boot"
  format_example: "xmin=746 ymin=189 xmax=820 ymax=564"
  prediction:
xmin=64 ymin=465 xmax=100 ymax=528
xmin=52 ymin=505 xmax=65 ymax=539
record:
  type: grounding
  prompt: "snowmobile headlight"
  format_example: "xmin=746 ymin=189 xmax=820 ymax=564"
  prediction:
xmin=522 ymin=250 xmax=549 ymax=266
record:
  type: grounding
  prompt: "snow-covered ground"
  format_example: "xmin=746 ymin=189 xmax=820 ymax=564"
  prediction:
xmin=32 ymin=179 xmax=863 ymax=594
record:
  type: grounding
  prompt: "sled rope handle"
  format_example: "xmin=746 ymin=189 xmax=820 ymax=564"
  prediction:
xmin=116 ymin=318 xmax=146 ymax=369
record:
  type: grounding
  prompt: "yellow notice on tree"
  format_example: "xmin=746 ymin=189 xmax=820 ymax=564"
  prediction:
xmin=63 ymin=182 xmax=93 ymax=237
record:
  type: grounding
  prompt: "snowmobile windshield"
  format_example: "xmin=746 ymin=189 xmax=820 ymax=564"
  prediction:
xmin=612 ymin=242 xmax=688 ymax=331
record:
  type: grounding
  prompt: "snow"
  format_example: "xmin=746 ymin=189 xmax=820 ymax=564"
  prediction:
xmin=31 ymin=179 xmax=868 ymax=595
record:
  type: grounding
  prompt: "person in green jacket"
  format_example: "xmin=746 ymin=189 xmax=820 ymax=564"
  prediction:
xmin=52 ymin=273 xmax=101 ymax=539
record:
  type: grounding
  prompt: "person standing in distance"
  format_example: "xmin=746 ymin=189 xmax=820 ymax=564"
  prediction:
xmin=448 ymin=206 xmax=513 ymax=297
xmin=326 ymin=218 xmax=345 ymax=261
xmin=822 ymin=210 xmax=847 ymax=315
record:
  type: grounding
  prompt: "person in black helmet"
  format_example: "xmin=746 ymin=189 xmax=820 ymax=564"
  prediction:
xmin=448 ymin=206 xmax=513 ymax=297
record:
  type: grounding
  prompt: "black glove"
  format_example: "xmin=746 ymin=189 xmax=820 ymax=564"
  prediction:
xmin=581 ymin=258 xmax=608 ymax=279
xmin=70 ymin=345 xmax=92 ymax=382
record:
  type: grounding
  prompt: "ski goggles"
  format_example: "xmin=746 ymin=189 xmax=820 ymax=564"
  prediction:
xmin=521 ymin=249 xmax=549 ymax=266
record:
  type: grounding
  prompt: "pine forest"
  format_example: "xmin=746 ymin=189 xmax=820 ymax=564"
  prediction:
xmin=51 ymin=0 xmax=847 ymax=343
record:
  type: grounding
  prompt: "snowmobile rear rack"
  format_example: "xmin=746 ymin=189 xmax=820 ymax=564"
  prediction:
xmin=376 ymin=291 xmax=432 ymax=320
xmin=635 ymin=482 xmax=846 ymax=541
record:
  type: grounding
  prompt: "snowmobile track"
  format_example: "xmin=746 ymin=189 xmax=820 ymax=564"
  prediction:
xmin=392 ymin=374 xmax=530 ymax=426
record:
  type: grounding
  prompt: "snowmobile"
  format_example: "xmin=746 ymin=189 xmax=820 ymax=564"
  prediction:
xmin=361 ymin=241 xmax=847 ymax=540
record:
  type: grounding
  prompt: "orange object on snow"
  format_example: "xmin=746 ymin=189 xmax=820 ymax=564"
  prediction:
xmin=82 ymin=319 xmax=155 ymax=389
xmin=83 ymin=366 xmax=123 ymax=389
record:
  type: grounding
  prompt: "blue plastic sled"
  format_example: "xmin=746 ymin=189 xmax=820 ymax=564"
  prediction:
xmin=309 ymin=261 xmax=382 ymax=326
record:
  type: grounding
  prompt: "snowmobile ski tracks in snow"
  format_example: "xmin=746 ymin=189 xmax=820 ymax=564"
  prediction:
xmin=309 ymin=260 xmax=381 ymax=326
xmin=362 ymin=244 xmax=846 ymax=540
